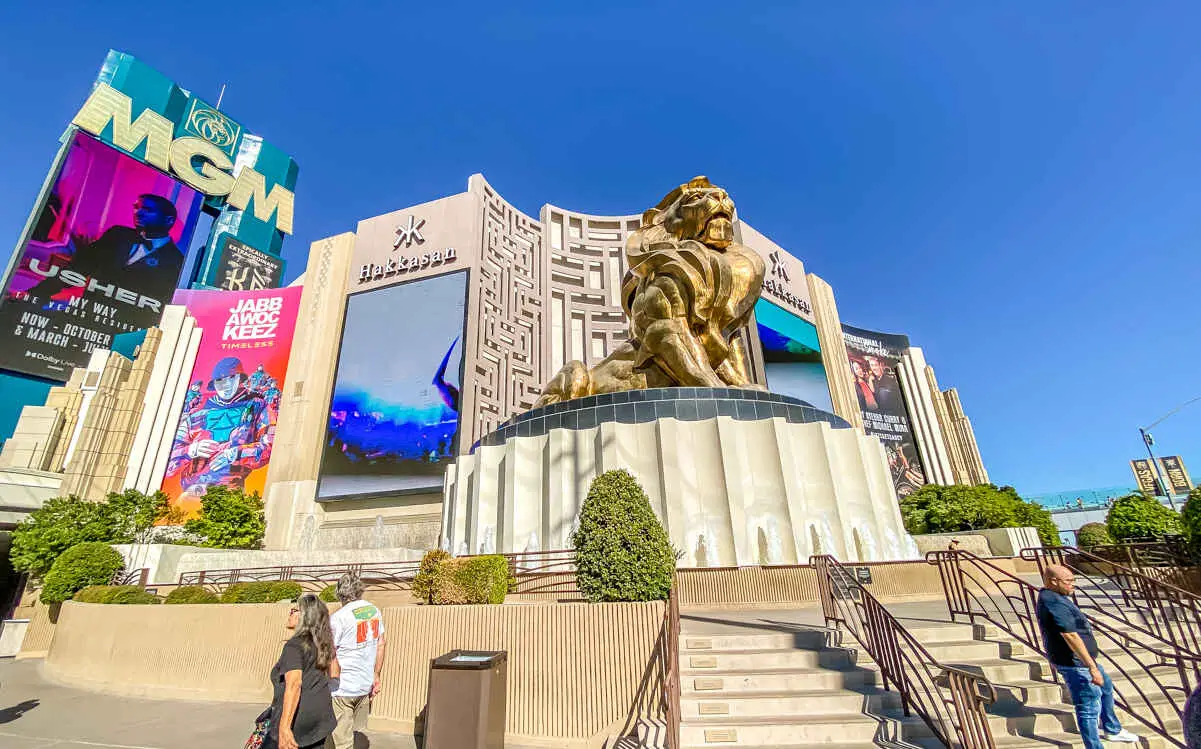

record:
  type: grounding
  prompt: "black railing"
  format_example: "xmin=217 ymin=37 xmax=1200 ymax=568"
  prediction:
xmin=1022 ymin=545 xmax=1201 ymax=661
xmin=177 ymin=550 xmax=582 ymax=597
xmin=929 ymin=549 xmax=1196 ymax=748
xmin=111 ymin=568 xmax=149 ymax=587
xmin=813 ymin=554 xmax=997 ymax=749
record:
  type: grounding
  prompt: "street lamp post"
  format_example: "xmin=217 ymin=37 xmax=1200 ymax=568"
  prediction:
xmin=1139 ymin=394 xmax=1201 ymax=511
xmin=1138 ymin=427 xmax=1177 ymax=511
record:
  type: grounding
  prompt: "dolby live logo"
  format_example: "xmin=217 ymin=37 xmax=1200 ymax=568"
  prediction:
xmin=358 ymin=215 xmax=456 ymax=284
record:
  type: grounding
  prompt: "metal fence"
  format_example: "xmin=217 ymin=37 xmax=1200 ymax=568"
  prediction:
xmin=813 ymin=554 xmax=997 ymax=749
xmin=928 ymin=549 xmax=1196 ymax=749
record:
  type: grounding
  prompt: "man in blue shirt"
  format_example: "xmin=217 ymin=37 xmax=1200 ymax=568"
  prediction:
xmin=1035 ymin=564 xmax=1139 ymax=748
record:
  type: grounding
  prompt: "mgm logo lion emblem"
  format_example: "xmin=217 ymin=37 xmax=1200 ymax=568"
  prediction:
xmin=184 ymin=99 xmax=242 ymax=159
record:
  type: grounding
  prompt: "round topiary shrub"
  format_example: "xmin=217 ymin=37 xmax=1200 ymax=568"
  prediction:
xmin=319 ymin=584 xmax=338 ymax=603
xmin=1106 ymin=493 xmax=1183 ymax=541
xmin=70 ymin=585 xmax=159 ymax=604
xmin=1076 ymin=522 xmax=1113 ymax=549
xmin=1183 ymin=488 xmax=1201 ymax=563
xmin=453 ymin=556 xmax=514 ymax=605
xmin=220 ymin=580 xmax=303 ymax=603
xmin=73 ymin=585 xmax=116 ymax=604
xmin=104 ymin=586 xmax=162 ymax=605
xmin=413 ymin=549 xmax=453 ymax=604
xmin=165 ymin=585 xmax=221 ymax=605
xmin=572 ymin=469 xmax=676 ymax=602
xmin=41 ymin=542 xmax=125 ymax=605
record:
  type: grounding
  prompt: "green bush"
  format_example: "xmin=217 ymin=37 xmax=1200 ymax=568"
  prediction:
xmin=220 ymin=580 xmax=303 ymax=604
xmin=184 ymin=486 xmax=266 ymax=550
xmin=1106 ymin=493 xmax=1182 ymax=541
xmin=319 ymin=584 xmax=338 ymax=603
xmin=1076 ymin=522 xmax=1113 ymax=549
xmin=1183 ymin=488 xmax=1201 ymax=562
xmin=40 ymin=543 xmax=125 ymax=605
xmin=72 ymin=585 xmax=160 ymax=605
xmin=410 ymin=550 xmax=511 ymax=605
xmin=900 ymin=484 xmax=1060 ymax=547
xmin=73 ymin=585 xmax=117 ymax=603
xmin=165 ymin=586 xmax=221 ymax=605
xmin=10 ymin=490 xmax=176 ymax=580
xmin=453 ymin=556 xmax=514 ymax=605
xmin=412 ymin=549 xmax=453 ymax=604
xmin=573 ymin=469 xmax=676 ymax=602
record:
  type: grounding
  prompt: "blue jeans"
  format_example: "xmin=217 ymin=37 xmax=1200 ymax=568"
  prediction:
xmin=1058 ymin=664 xmax=1122 ymax=749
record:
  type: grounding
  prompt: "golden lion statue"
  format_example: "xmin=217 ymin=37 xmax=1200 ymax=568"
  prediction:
xmin=535 ymin=176 xmax=765 ymax=406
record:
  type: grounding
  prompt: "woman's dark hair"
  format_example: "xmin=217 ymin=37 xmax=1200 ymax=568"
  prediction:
xmin=293 ymin=593 xmax=334 ymax=670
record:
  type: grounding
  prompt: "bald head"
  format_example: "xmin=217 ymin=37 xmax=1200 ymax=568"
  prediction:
xmin=1042 ymin=564 xmax=1076 ymax=595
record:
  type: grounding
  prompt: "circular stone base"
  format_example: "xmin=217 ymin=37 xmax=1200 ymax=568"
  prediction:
xmin=475 ymin=387 xmax=851 ymax=450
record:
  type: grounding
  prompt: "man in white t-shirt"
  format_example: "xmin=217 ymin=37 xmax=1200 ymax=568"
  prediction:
xmin=328 ymin=572 xmax=386 ymax=749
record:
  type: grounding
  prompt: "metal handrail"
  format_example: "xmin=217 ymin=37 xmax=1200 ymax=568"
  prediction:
xmin=111 ymin=568 xmax=149 ymax=587
xmin=1021 ymin=545 xmax=1201 ymax=658
xmin=1084 ymin=538 xmax=1195 ymax=569
xmin=812 ymin=555 xmax=998 ymax=749
xmin=663 ymin=575 xmax=681 ymax=749
xmin=176 ymin=549 xmax=579 ymax=592
xmin=928 ymin=549 xmax=1197 ymax=748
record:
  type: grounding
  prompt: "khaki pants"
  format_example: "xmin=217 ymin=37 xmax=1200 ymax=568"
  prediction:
xmin=326 ymin=695 xmax=370 ymax=749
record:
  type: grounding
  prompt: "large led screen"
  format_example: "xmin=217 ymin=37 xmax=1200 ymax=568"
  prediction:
xmin=755 ymin=299 xmax=833 ymax=413
xmin=318 ymin=271 xmax=467 ymax=499
xmin=0 ymin=132 xmax=203 ymax=379
xmin=842 ymin=324 xmax=926 ymax=497
xmin=162 ymin=287 xmax=302 ymax=517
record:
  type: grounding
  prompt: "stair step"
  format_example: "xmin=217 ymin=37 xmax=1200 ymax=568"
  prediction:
xmin=681 ymin=648 xmax=853 ymax=672
xmin=682 ymin=633 xmax=830 ymax=652
xmin=682 ymin=688 xmax=901 ymax=719
xmin=680 ymin=713 xmax=884 ymax=746
xmin=683 ymin=667 xmax=881 ymax=695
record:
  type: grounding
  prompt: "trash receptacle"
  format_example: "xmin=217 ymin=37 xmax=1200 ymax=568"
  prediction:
xmin=424 ymin=650 xmax=507 ymax=749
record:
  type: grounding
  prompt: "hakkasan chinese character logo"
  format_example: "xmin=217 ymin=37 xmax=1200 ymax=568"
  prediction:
xmin=184 ymin=99 xmax=242 ymax=159
xmin=769 ymin=250 xmax=791 ymax=282
xmin=394 ymin=215 xmax=426 ymax=249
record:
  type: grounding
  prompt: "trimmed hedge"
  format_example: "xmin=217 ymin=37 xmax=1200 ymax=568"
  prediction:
xmin=165 ymin=586 xmax=221 ymax=605
xmin=319 ymin=584 xmax=338 ymax=603
xmin=41 ymin=542 xmax=126 ymax=605
xmin=1076 ymin=522 xmax=1113 ymax=549
xmin=573 ymin=469 xmax=676 ymax=602
xmin=453 ymin=556 xmax=513 ymax=605
xmin=1106 ymin=493 xmax=1182 ymax=541
xmin=73 ymin=585 xmax=161 ymax=605
xmin=220 ymin=581 xmax=303 ymax=604
xmin=411 ymin=549 xmax=513 ymax=605
xmin=1184 ymin=488 xmax=1201 ymax=562
xmin=413 ymin=549 xmax=453 ymax=604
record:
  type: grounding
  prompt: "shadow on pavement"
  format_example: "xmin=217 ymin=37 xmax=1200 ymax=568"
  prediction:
xmin=0 ymin=699 xmax=39 ymax=724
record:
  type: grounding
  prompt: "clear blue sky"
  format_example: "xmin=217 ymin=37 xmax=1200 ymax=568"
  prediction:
xmin=1 ymin=2 xmax=1198 ymax=496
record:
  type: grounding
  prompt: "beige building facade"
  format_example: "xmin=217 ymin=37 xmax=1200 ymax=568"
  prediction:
xmin=0 ymin=173 xmax=988 ymax=560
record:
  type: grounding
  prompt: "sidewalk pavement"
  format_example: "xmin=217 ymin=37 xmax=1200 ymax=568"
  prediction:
xmin=0 ymin=659 xmax=415 ymax=748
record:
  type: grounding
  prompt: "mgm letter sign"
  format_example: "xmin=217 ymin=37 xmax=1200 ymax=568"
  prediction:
xmin=0 ymin=50 xmax=298 ymax=379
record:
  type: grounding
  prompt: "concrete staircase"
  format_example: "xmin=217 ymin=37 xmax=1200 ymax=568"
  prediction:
xmin=675 ymin=614 xmax=1176 ymax=748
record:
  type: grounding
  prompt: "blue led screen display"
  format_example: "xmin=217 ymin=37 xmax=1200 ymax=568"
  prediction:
xmin=318 ymin=271 xmax=467 ymax=499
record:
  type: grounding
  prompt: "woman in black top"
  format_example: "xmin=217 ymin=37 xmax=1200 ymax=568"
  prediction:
xmin=270 ymin=594 xmax=337 ymax=749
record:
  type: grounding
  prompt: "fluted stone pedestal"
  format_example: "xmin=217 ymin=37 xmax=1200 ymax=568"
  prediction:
xmin=442 ymin=388 xmax=918 ymax=567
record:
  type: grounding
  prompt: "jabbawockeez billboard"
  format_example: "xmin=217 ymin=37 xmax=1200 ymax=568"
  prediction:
xmin=0 ymin=50 xmax=298 ymax=382
xmin=842 ymin=324 xmax=926 ymax=497
xmin=162 ymin=287 xmax=301 ymax=516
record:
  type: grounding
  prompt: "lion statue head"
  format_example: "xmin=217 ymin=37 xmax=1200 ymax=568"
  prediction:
xmin=639 ymin=175 xmax=737 ymax=250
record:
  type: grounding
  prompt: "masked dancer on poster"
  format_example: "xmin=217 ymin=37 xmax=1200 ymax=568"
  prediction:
xmin=169 ymin=356 xmax=272 ymax=495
